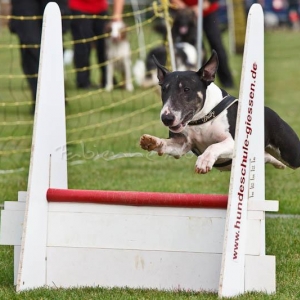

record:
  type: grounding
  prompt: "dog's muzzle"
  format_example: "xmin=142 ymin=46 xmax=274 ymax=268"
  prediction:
xmin=161 ymin=111 xmax=194 ymax=133
xmin=161 ymin=113 xmax=175 ymax=126
xmin=161 ymin=113 xmax=187 ymax=133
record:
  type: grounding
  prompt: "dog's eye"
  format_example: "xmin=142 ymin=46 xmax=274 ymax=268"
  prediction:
xmin=184 ymin=87 xmax=190 ymax=92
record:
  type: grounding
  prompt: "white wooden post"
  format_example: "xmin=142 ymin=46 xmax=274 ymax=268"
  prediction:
xmin=16 ymin=2 xmax=67 ymax=291
xmin=218 ymin=4 xmax=275 ymax=297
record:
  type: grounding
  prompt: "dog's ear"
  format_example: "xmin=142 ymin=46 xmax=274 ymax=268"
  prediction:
xmin=197 ymin=50 xmax=219 ymax=85
xmin=152 ymin=55 xmax=170 ymax=84
xmin=104 ymin=22 xmax=112 ymax=34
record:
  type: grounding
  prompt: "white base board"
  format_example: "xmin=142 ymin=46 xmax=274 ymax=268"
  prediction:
xmin=46 ymin=248 xmax=222 ymax=290
xmin=0 ymin=191 xmax=277 ymax=293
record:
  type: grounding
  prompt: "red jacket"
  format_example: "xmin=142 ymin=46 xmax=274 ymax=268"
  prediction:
xmin=182 ymin=0 xmax=219 ymax=17
xmin=69 ymin=0 xmax=108 ymax=14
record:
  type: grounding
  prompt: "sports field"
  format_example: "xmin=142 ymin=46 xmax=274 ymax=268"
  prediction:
xmin=0 ymin=10 xmax=299 ymax=299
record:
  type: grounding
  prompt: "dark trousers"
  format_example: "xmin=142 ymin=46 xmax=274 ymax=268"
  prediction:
xmin=10 ymin=0 xmax=69 ymax=101
xmin=203 ymin=10 xmax=234 ymax=87
xmin=70 ymin=10 xmax=108 ymax=88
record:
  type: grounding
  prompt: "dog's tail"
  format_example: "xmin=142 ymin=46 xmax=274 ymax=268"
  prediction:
xmin=132 ymin=59 xmax=146 ymax=86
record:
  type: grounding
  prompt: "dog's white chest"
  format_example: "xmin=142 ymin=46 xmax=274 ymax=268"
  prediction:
xmin=187 ymin=113 xmax=231 ymax=152
xmin=106 ymin=40 xmax=131 ymax=61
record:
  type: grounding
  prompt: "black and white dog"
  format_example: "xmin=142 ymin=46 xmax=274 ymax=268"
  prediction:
xmin=140 ymin=51 xmax=300 ymax=174
xmin=153 ymin=8 xmax=198 ymax=47
xmin=171 ymin=8 xmax=198 ymax=47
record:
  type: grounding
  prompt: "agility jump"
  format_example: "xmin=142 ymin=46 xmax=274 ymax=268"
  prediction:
xmin=0 ymin=3 xmax=278 ymax=298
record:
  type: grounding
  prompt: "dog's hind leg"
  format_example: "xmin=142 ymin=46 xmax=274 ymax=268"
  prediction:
xmin=264 ymin=152 xmax=286 ymax=169
xmin=265 ymin=107 xmax=300 ymax=169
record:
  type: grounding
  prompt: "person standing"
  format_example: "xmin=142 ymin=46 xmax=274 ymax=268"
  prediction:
xmin=9 ymin=0 xmax=70 ymax=104
xmin=288 ymin=0 xmax=300 ymax=30
xmin=171 ymin=0 xmax=234 ymax=88
xmin=69 ymin=0 xmax=125 ymax=89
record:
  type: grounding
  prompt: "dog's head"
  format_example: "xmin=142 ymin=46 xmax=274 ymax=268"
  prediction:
xmin=105 ymin=21 xmax=126 ymax=42
xmin=154 ymin=50 xmax=219 ymax=133
xmin=171 ymin=8 xmax=197 ymax=44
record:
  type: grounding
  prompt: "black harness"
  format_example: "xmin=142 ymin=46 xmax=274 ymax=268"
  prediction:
xmin=188 ymin=94 xmax=238 ymax=168
xmin=188 ymin=94 xmax=238 ymax=126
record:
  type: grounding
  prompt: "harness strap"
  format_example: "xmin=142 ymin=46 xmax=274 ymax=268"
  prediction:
xmin=188 ymin=95 xmax=238 ymax=126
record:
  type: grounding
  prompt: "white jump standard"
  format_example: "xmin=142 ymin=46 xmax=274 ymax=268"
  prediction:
xmin=0 ymin=3 xmax=278 ymax=298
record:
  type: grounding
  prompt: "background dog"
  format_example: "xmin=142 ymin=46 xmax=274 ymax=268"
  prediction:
xmin=171 ymin=8 xmax=198 ymax=46
xmin=140 ymin=51 xmax=300 ymax=174
xmin=134 ymin=7 xmax=205 ymax=88
xmin=133 ymin=42 xmax=197 ymax=88
xmin=105 ymin=21 xmax=134 ymax=91
xmin=153 ymin=7 xmax=198 ymax=47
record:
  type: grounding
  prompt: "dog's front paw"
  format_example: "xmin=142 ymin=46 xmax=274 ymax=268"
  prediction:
xmin=126 ymin=83 xmax=134 ymax=91
xmin=105 ymin=84 xmax=113 ymax=92
xmin=140 ymin=134 xmax=163 ymax=154
xmin=195 ymin=153 xmax=216 ymax=174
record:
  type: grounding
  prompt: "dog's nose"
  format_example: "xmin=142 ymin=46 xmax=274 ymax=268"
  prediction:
xmin=161 ymin=113 xmax=175 ymax=126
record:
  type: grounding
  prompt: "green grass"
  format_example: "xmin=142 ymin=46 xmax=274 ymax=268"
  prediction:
xmin=0 ymin=12 xmax=300 ymax=299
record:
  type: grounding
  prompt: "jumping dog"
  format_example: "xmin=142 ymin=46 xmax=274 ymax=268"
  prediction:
xmin=140 ymin=51 xmax=300 ymax=174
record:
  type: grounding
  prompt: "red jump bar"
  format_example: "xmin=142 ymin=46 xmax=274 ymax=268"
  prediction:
xmin=47 ymin=188 xmax=228 ymax=209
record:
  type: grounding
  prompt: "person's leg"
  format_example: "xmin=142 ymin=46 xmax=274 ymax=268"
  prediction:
xmin=94 ymin=11 xmax=108 ymax=87
xmin=10 ymin=0 xmax=43 ymax=101
xmin=203 ymin=10 xmax=234 ymax=88
xmin=70 ymin=10 xmax=93 ymax=88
